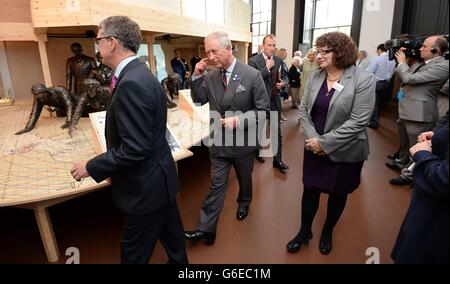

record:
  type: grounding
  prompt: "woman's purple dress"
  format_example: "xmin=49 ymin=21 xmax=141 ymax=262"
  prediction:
xmin=303 ymin=79 xmax=364 ymax=195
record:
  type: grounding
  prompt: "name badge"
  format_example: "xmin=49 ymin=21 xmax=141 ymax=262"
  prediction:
xmin=333 ymin=82 xmax=344 ymax=92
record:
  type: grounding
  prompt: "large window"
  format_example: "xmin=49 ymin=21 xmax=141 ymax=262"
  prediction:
xmin=304 ymin=0 xmax=354 ymax=48
xmin=251 ymin=0 xmax=273 ymax=54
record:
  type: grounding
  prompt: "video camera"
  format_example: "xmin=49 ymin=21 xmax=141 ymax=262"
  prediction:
xmin=385 ymin=34 xmax=449 ymax=61
xmin=385 ymin=35 xmax=425 ymax=61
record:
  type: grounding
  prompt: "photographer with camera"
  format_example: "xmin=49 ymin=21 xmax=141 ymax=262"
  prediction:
xmin=389 ymin=35 xmax=449 ymax=186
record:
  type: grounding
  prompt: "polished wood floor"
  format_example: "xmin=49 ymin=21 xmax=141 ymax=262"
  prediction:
xmin=0 ymin=103 xmax=412 ymax=264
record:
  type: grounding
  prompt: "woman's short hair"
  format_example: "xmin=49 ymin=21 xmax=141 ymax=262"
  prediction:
xmin=315 ymin=32 xmax=358 ymax=69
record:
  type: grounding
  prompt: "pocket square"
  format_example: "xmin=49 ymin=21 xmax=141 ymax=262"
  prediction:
xmin=236 ymin=84 xmax=246 ymax=93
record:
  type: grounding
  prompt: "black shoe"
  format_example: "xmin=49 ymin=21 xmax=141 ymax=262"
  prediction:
xmin=390 ymin=176 xmax=412 ymax=186
xmin=237 ymin=206 xmax=249 ymax=220
xmin=256 ymin=155 xmax=265 ymax=163
xmin=385 ymin=160 xmax=404 ymax=171
xmin=319 ymin=235 xmax=332 ymax=255
xmin=273 ymin=160 xmax=289 ymax=172
xmin=387 ymin=152 xmax=400 ymax=160
xmin=367 ymin=123 xmax=379 ymax=129
xmin=185 ymin=230 xmax=216 ymax=245
xmin=286 ymin=232 xmax=313 ymax=253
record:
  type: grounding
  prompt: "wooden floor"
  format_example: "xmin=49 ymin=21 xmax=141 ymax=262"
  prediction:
xmin=0 ymin=103 xmax=412 ymax=264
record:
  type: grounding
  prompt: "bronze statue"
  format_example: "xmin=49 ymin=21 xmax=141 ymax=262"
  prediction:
xmin=15 ymin=84 xmax=74 ymax=135
xmin=89 ymin=52 xmax=113 ymax=86
xmin=68 ymin=79 xmax=110 ymax=134
xmin=66 ymin=43 xmax=96 ymax=96
xmin=161 ymin=74 xmax=180 ymax=109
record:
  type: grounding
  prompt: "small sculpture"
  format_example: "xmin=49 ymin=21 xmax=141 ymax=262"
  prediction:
xmin=68 ymin=79 xmax=110 ymax=134
xmin=89 ymin=52 xmax=113 ymax=86
xmin=15 ymin=84 xmax=74 ymax=135
xmin=161 ymin=74 xmax=180 ymax=109
xmin=66 ymin=43 xmax=96 ymax=96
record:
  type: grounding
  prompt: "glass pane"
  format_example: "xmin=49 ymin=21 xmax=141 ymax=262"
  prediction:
xmin=315 ymin=0 xmax=354 ymax=29
xmin=253 ymin=0 xmax=261 ymax=13
xmin=252 ymin=12 xmax=261 ymax=23
xmin=266 ymin=0 xmax=272 ymax=11
xmin=338 ymin=25 xmax=351 ymax=36
xmin=267 ymin=21 xmax=271 ymax=34
xmin=252 ymin=23 xmax=260 ymax=35
xmin=253 ymin=36 xmax=259 ymax=45
xmin=260 ymin=22 xmax=267 ymax=35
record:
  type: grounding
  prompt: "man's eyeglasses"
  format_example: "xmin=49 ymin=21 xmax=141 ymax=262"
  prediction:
xmin=317 ymin=49 xmax=334 ymax=55
xmin=94 ymin=36 xmax=116 ymax=44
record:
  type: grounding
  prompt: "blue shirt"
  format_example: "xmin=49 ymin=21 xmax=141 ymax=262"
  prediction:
xmin=366 ymin=53 xmax=396 ymax=81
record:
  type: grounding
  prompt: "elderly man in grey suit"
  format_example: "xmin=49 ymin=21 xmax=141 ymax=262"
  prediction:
xmin=390 ymin=36 xmax=449 ymax=186
xmin=185 ymin=32 xmax=270 ymax=244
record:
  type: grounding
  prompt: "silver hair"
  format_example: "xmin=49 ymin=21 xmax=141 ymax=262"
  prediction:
xmin=205 ymin=31 xmax=232 ymax=49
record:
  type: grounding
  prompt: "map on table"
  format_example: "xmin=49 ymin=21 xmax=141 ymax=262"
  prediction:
xmin=0 ymin=101 xmax=103 ymax=207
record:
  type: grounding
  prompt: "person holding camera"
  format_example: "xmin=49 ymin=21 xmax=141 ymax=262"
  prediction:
xmin=389 ymin=35 xmax=449 ymax=186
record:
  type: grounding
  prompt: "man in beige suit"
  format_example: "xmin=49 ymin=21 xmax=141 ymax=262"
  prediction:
xmin=390 ymin=36 xmax=449 ymax=185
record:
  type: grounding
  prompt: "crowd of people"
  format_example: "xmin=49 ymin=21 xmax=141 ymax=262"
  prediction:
xmin=70 ymin=15 xmax=449 ymax=264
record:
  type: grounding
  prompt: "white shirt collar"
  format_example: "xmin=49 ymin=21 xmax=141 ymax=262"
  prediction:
xmin=262 ymin=53 xmax=271 ymax=60
xmin=224 ymin=57 xmax=237 ymax=74
xmin=114 ymin=55 xmax=140 ymax=78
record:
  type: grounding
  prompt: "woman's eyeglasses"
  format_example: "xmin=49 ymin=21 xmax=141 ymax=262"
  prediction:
xmin=317 ymin=49 xmax=334 ymax=55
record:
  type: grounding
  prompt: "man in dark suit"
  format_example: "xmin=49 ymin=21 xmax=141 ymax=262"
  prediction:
xmin=248 ymin=34 xmax=289 ymax=173
xmin=171 ymin=49 xmax=190 ymax=87
xmin=70 ymin=16 xmax=188 ymax=264
xmin=184 ymin=31 xmax=269 ymax=245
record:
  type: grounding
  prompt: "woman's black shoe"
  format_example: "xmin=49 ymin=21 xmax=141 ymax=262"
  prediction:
xmin=319 ymin=236 xmax=332 ymax=255
xmin=286 ymin=232 xmax=313 ymax=253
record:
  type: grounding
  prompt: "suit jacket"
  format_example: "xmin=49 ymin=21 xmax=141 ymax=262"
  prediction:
xmin=248 ymin=54 xmax=285 ymax=111
xmin=87 ymin=58 xmax=180 ymax=215
xmin=190 ymin=59 xmax=270 ymax=158
xmin=300 ymin=65 xmax=376 ymax=163
xmin=171 ymin=57 xmax=189 ymax=79
xmin=392 ymin=118 xmax=448 ymax=263
xmin=397 ymin=56 xmax=449 ymax=123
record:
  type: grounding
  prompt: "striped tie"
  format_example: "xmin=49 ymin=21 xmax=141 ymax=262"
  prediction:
xmin=109 ymin=75 xmax=118 ymax=95
xmin=221 ymin=69 xmax=228 ymax=91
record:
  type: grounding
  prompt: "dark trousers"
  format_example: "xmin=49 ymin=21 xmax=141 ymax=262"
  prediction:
xmin=121 ymin=202 xmax=188 ymax=264
xmin=198 ymin=153 xmax=255 ymax=232
xmin=370 ymin=80 xmax=389 ymax=127
xmin=270 ymin=97 xmax=283 ymax=161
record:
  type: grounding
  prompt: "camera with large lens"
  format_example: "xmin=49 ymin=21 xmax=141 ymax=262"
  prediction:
xmin=385 ymin=35 xmax=425 ymax=61
xmin=385 ymin=34 xmax=450 ymax=61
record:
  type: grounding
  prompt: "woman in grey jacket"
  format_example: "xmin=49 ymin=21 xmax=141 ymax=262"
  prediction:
xmin=287 ymin=32 xmax=376 ymax=255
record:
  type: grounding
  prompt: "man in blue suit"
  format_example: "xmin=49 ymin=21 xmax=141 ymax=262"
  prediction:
xmin=71 ymin=16 xmax=188 ymax=264
xmin=171 ymin=49 xmax=190 ymax=87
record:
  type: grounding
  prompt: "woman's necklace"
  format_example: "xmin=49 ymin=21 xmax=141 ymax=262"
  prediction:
xmin=325 ymin=72 xmax=343 ymax=96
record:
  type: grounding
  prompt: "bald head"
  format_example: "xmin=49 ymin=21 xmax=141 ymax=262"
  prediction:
xmin=421 ymin=35 xmax=449 ymax=60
